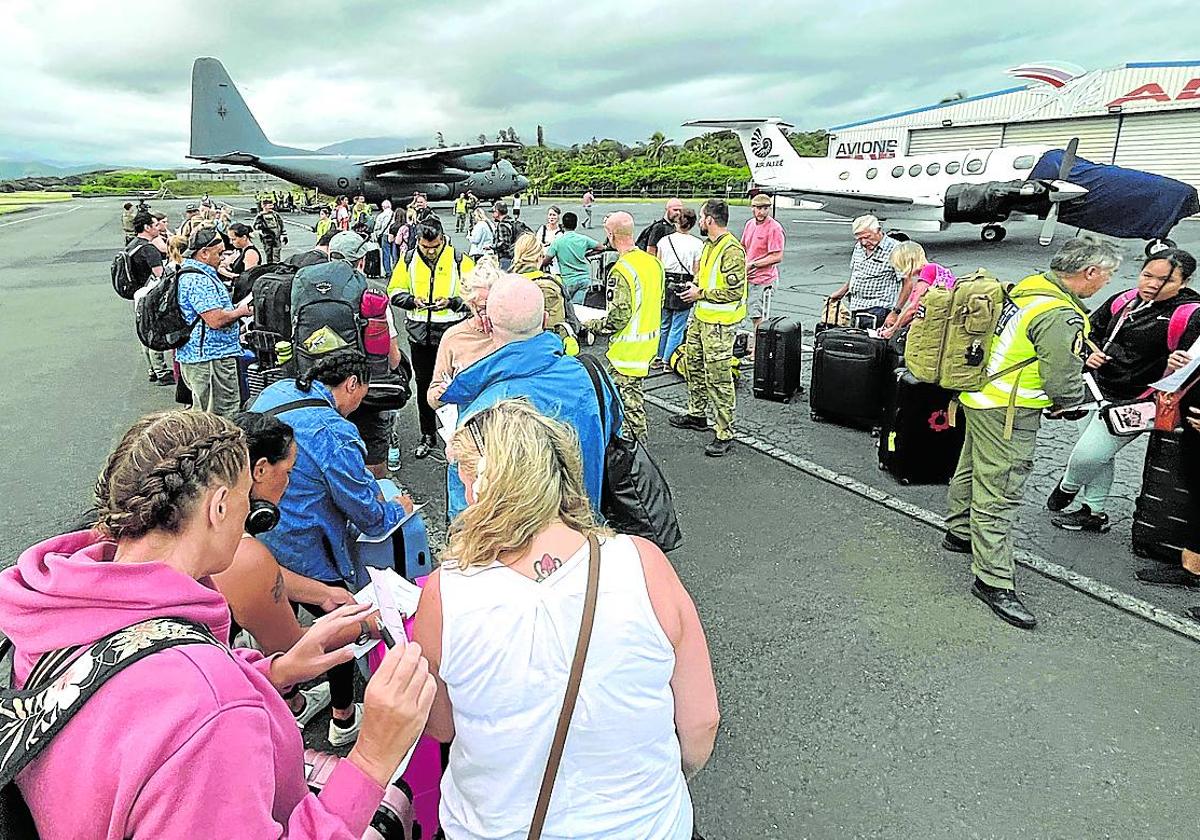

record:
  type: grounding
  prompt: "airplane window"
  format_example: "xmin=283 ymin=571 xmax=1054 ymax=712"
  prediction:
xmin=839 ymin=171 xmax=850 ymax=180
xmin=866 ymin=167 xmax=878 ymax=179
xmin=945 ymin=161 xmax=961 ymax=174
xmin=965 ymin=158 xmax=984 ymax=174
xmin=1013 ymin=154 xmax=1036 ymax=170
xmin=892 ymin=166 xmax=904 ymax=177
xmin=926 ymin=163 xmax=941 ymax=175
xmin=909 ymin=164 xmax=923 ymax=176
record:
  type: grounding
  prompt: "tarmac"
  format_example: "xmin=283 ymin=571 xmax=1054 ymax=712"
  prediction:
xmin=2 ymin=196 xmax=1199 ymax=838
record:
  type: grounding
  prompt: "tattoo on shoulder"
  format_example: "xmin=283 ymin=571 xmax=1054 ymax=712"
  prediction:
xmin=533 ymin=554 xmax=563 ymax=582
xmin=271 ymin=570 xmax=285 ymax=603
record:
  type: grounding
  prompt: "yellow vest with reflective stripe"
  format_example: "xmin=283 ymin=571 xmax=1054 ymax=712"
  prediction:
xmin=959 ymin=273 xmax=1090 ymax=410
xmin=387 ymin=247 xmax=474 ymax=324
xmin=694 ymin=233 xmax=747 ymax=325
xmin=607 ymin=249 xmax=663 ymax=377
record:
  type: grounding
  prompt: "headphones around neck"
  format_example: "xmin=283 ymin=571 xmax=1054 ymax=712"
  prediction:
xmin=244 ymin=500 xmax=281 ymax=536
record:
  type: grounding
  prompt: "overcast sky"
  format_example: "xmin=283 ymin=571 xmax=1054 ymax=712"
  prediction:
xmin=2 ymin=0 xmax=1197 ymax=166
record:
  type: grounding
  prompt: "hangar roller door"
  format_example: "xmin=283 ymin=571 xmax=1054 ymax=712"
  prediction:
xmin=1002 ymin=117 xmax=1119 ymax=163
xmin=1113 ymin=110 xmax=1200 ymax=194
xmin=907 ymin=125 xmax=1003 ymax=154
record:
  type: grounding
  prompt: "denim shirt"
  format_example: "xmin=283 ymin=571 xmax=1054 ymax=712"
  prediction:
xmin=251 ymin=379 xmax=406 ymax=584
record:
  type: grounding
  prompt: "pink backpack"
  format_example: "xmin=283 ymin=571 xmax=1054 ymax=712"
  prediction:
xmin=1108 ymin=289 xmax=1200 ymax=351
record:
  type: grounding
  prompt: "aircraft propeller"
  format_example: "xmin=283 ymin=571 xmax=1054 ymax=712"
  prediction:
xmin=1038 ymin=137 xmax=1080 ymax=246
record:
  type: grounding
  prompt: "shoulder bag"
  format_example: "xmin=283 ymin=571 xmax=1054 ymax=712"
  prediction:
xmin=662 ymin=235 xmax=695 ymax=312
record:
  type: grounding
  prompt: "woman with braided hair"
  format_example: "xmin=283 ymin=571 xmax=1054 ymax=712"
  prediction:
xmin=0 ymin=410 xmax=435 ymax=839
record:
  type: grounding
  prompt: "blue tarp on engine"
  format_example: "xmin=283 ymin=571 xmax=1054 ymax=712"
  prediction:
xmin=1031 ymin=150 xmax=1199 ymax=240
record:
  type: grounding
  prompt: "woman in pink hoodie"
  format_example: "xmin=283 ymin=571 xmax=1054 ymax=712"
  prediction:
xmin=0 ymin=410 xmax=435 ymax=839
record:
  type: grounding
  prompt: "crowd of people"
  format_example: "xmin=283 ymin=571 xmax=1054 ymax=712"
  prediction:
xmin=4 ymin=186 xmax=1199 ymax=837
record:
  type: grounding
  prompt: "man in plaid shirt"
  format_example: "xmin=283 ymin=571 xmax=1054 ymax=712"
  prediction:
xmin=828 ymin=215 xmax=910 ymax=329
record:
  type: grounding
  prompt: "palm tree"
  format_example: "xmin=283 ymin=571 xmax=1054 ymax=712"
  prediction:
xmin=645 ymin=131 xmax=673 ymax=164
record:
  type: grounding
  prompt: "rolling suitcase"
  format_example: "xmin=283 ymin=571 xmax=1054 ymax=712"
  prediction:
xmin=809 ymin=327 xmax=889 ymax=428
xmin=753 ymin=317 xmax=803 ymax=401
xmin=878 ymin=371 xmax=965 ymax=485
xmin=1132 ymin=432 xmax=1195 ymax=562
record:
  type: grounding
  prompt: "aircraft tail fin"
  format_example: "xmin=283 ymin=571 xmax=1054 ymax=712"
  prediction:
xmin=684 ymin=118 xmax=814 ymax=190
xmin=190 ymin=58 xmax=308 ymax=159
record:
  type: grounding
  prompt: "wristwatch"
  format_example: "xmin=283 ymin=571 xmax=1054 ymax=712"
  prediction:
xmin=890 ymin=306 xmax=902 ymax=315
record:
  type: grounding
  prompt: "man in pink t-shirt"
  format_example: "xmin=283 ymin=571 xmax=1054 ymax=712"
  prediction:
xmin=741 ymin=193 xmax=786 ymax=333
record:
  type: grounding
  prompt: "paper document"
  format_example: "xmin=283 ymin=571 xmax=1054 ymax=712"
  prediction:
xmin=353 ymin=568 xmax=421 ymax=643
xmin=436 ymin=403 xmax=459 ymax=444
xmin=574 ymin=304 xmax=606 ymax=321
xmin=1151 ymin=334 xmax=1200 ymax=393
xmin=356 ymin=503 xmax=425 ymax=544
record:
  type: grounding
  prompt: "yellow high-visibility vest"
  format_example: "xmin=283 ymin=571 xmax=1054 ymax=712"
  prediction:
xmin=959 ymin=272 xmax=1090 ymax=411
xmin=387 ymin=246 xmax=474 ymax=324
xmin=694 ymin=233 xmax=747 ymax=325
xmin=607 ymin=249 xmax=663 ymax=377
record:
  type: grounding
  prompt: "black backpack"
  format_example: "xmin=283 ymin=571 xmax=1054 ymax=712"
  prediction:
xmin=290 ymin=260 xmax=368 ymax=377
xmin=111 ymin=240 xmax=156 ymax=300
xmin=247 ymin=264 xmax=298 ymax=337
xmin=135 ymin=266 xmax=210 ymax=351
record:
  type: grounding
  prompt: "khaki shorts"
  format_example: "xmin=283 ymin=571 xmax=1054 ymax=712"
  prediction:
xmin=748 ymin=282 xmax=775 ymax=320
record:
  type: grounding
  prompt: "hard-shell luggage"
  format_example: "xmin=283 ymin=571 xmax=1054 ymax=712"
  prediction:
xmin=1132 ymin=432 xmax=1195 ymax=562
xmin=878 ymin=371 xmax=965 ymax=485
xmin=809 ymin=327 xmax=890 ymax=428
xmin=753 ymin=316 xmax=804 ymax=402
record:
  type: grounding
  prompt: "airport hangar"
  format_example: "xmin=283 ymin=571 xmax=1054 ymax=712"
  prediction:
xmin=825 ymin=60 xmax=1200 ymax=198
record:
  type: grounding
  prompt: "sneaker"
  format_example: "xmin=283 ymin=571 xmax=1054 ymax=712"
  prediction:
xmin=414 ymin=435 xmax=434 ymax=459
xmin=1046 ymin=481 xmax=1079 ymax=512
xmin=387 ymin=446 xmax=402 ymax=472
xmin=1134 ymin=566 xmax=1200 ymax=588
xmin=153 ymin=373 xmax=175 ymax=386
xmin=327 ymin=702 xmax=364 ymax=747
xmin=292 ymin=682 xmax=332 ymax=729
xmin=704 ymin=437 xmax=735 ymax=458
xmin=669 ymin=413 xmax=708 ymax=432
xmin=1050 ymin=504 xmax=1111 ymax=533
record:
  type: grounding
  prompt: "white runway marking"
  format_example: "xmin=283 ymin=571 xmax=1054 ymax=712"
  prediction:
xmin=790 ymin=219 xmax=850 ymax=225
xmin=0 ymin=203 xmax=85 ymax=228
xmin=646 ymin=391 xmax=1200 ymax=644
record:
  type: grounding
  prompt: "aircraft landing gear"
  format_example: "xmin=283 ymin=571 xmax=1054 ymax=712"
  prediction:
xmin=981 ymin=224 xmax=1007 ymax=243
xmin=1145 ymin=237 xmax=1177 ymax=257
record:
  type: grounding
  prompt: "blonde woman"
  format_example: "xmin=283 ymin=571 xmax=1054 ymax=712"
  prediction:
xmin=467 ymin=207 xmax=493 ymax=257
xmin=411 ymin=399 xmax=719 ymax=840
xmin=880 ymin=240 xmax=956 ymax=339
xmin=510 ymin=233 xmax=577 ymax=353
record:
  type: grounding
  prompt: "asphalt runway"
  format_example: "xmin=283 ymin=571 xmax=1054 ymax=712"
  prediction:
xmin=2 ymin=197 xmax=1199 ymax=838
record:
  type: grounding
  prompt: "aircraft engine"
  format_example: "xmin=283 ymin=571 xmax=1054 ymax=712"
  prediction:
xmin=944 ymin=181 xmax=1048 ymax=224
xmin=442 ymin=153 xmax=496 ymax=171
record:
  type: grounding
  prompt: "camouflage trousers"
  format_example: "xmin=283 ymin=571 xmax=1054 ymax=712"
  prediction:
xmin=264 ymin=243 xmax=282 ymax=264
xmin=684 ymin=320 xmax=736 ymax=441
xmin=610 ymin=367 xmax=648 ymax=441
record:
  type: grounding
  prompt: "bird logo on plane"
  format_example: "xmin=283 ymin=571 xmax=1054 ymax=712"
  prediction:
xmin=750 ymin=128 xmax=773 ymax=159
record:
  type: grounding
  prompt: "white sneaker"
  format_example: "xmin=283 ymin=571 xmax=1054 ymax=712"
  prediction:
xmin=292 ymin=683 xmax=332 ymax=729
xmin=327 ymin=702 xmax=364 ymax=747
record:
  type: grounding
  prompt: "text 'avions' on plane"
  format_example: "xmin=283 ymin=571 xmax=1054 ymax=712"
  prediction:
xmin=692 ymin=118 xmax=1199 ymax=255
xmin=188 ymin=57 xmax=528 ymax=204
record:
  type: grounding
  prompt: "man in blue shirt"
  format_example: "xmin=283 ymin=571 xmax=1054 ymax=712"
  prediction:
xmin=176 ymin=226 xmax=251 ymax=417
xmin=543 ymin=211 xmax=599 ymax=302
xmin=251 ymin=349 xmax=412 ymax=744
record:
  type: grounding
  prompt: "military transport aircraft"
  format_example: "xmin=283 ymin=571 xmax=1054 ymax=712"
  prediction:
xmin=189 ymin=58 xmax=528 ymax=203
xmin=690 ymin=118 xmax=1198 ymax=251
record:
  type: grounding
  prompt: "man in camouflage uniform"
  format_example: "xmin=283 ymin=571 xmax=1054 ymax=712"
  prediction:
xmin=253 ymin=197 xmax=288 ymax=263
xmin=582 ymin=211 xmax=663 ymax=440
xmin=177 ymin=203 xmax=204 ymax=243
xmin=120 ymin=202 xmax=136 ymax=244
xmin=943 ymin=237 xmax=1122 ymax=630
xmin=669 ymin=199 xmax=746 ymax=457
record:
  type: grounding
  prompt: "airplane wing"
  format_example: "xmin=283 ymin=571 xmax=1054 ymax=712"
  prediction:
xmin=356 ymin=142 xmax=519 ymax=172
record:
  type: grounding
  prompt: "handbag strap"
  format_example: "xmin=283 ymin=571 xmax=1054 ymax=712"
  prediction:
xmin=578 ymin=354 xmax=619 ymax=442
xmin=527 ymin=534 xmax=602 ymax=840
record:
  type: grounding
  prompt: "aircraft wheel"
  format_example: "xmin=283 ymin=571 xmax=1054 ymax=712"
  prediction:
xmin=1145 ymin=238 xmax=1177 ymax=257
xmin=981 ymin=224 xmax=1006 ymax=243
xmin=886 ymin=230 xmax=910 ymax=242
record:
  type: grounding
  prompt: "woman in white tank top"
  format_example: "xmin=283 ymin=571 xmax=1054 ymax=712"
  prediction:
xmin=412 ymin=400 xmax=720 ymax=840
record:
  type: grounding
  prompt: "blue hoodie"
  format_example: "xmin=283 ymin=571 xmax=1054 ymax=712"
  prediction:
xmin=440 ymin=332 xmax=621 ymax=521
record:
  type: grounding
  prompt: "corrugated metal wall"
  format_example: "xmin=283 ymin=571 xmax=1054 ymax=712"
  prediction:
xmin=907 ymin=125 xmax=1003 ymax=154
xmin=1113 ymin=111 xmax=1200 ymax=189
xmin=1002 ymin=117 xmax=1120 ymax=163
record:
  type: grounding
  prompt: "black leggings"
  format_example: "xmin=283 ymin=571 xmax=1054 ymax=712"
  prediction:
xmin=410 ymin=340 xmax=439 ymax=437
xmin=1181 ymin=426 xmax=1200 ymax=554
xmin=294 ymin=593 xmax=357 ymax=711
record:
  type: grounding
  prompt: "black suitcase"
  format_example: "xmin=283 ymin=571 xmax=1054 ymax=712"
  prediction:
xmin=753 ymin=317 xmax=803 ymax=402
xmin=878 ymin=371 xmax=965 ymax=485
xmin=1132 ymin=432 xmax=1195 ymax=562
xmin=809 ymin=328 xmax=890 ymax=428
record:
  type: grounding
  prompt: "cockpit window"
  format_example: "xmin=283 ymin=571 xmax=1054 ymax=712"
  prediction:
xmin=1013 ymin=154 xmax=1036 ymax=171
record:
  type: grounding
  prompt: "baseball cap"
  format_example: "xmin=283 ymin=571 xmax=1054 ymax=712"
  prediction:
xmin=187 ymin=226 xmax=226 ymax=253
xmin=750 ymin=193 xmax=773 ymax=207
xmin=328 ymin=231 xmax=379 ymax=260
xmin=185 ymin=202 xmax=199 ymax=212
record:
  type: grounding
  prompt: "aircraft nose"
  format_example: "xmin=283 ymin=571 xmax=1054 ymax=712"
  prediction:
xmin=516 ymin=175 xmax=530 ymax=192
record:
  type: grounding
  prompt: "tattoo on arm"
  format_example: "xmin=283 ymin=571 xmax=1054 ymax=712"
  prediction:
xmin=271 ymin=571 xmax=285 ymax=604
xmin=533 ymin=554 xmax=563 ymax=582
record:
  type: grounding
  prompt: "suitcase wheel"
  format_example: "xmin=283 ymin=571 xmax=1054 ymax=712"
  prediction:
xmin=877 ymin=461 xmax=885 ymax=471
xmin=810 ymin=411 xmax=822 ymax=422
xmin=899 ymin=477 xmax=911 ymax=486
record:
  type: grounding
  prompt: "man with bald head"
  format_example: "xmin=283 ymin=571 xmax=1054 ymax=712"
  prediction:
xmin=439 ymin=273 xmax=621 ymax=520
xmin=637 ymin=197 xmax=683 ymax=258
xmin=583 ymin=211 xmax=664 ymax=440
